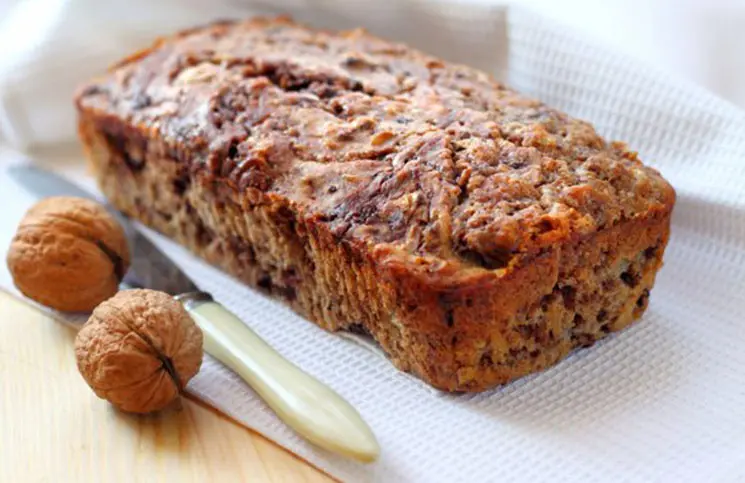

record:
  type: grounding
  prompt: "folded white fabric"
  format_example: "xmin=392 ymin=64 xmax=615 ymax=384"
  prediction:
xmin=1 ymin=1 xmax=745 ymax=482
xmin=0 ymin=0 xmax=511 ymax=148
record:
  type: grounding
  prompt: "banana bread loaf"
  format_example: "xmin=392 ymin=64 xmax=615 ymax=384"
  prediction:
xmin=75 ymin=17 xmax=675 ymax=392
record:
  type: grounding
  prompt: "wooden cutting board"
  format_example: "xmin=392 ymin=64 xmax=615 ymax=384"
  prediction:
xmin=0 ymin=290 xmax=334 ymax=482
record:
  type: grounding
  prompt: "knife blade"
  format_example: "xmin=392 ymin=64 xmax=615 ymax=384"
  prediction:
xmin=8 ymin=163 xmax=380 ymax=463
xmin=6 ymin=164 xmax=198 ymax=295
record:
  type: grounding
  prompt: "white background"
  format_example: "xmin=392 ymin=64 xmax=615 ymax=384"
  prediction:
xmin=3 ymin=0 xmax=745 ymax=149
xmin=2 ymin=0 xmax=745 ymax=108
xmin=512 ymin=0 xmax=745 ymax=108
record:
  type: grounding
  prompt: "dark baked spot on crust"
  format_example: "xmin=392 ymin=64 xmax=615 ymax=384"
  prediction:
xmin=644 ymin=244 xmax=660 ymax=260
xmin=173 ymin=172 xmax=190 ymax=195
xmin=457 ymin=248 xmax=511 ymax=270
xmin=444 ymin=309 xmax=455 ymax=328
xmin=637 ymin=289 xmax=650 ymax=307
xmin=255 ymin=268 xmax=298 ymax=301
xmin=227 ymin=141 xmax=239 ymax=159
xmin=193 ymin=217 xmax=214 ymax=246
xmin=634 ymin=288 xmax=651 ymax=317
xmin=124 ymin=153 xmax=145 ymax=172
xmin=560 ymin=285 xmax=576 ymax=311
xmin=104 ymin=132 xmax=145 ymax=172
xmin=620 ymin=270 xmax=639 ymax=288
xmin=281 ymin=284 xmax=297 ymax=301
xmin=347 ymin=323 xmax=370 ymax=336
xmin=597 ymin=309 xmax=608 ymax=322
xmin=257 ymin=272 xmax=272 ymax=291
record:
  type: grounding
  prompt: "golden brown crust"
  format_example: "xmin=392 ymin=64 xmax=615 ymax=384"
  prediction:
xmin=75 ymin=17 xmax=674 ymax=280
xmin=75 ymin=18 xmax=675 ymax=391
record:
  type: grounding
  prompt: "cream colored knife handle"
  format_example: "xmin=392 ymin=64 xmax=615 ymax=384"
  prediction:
xmin=175 ymin=292 xmax=380 ymax=463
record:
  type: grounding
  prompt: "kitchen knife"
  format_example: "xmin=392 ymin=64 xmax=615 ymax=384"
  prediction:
xmin=8 ymin=164 xmax=380 ymax=463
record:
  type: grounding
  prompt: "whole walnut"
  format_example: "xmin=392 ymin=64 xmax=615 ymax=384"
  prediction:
xmin=7 ymin=196 xmax=130 ymax=312
xmin=75 ymin=289 xmax=203 ymax=414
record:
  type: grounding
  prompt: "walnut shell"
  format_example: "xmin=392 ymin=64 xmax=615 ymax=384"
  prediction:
xmin=75 ymin=289 xmax=203 ymax=414
xmin=6 ymin=196 xmax=130 ymax=312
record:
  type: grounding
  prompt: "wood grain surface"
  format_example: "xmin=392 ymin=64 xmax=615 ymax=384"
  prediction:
xmin=0 ymin=290 xmax=334 ymax=483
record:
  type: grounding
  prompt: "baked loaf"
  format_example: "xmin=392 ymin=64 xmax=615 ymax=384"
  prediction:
xmin=75 ymin=17 xmax=675 ymax=392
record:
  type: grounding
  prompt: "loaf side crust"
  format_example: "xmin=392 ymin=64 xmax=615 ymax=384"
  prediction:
xmin=79 ymin=114 xmax=671 ymax=392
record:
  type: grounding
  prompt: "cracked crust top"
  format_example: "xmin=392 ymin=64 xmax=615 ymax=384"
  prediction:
xmin=75 ymin=17 xmax=675 ymax=285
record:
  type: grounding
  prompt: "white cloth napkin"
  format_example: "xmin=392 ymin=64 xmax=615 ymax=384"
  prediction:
xmin=2 ymin=1 xmax=745 ymax=482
